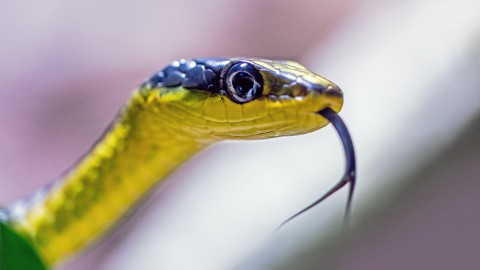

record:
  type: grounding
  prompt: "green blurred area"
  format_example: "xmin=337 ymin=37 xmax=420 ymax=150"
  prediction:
xmin=0 ymin=222 xmax=47 ymax=270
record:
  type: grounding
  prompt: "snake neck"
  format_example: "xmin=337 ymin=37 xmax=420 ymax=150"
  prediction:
xmin=9 ymin=91 xmax=211 ymax=265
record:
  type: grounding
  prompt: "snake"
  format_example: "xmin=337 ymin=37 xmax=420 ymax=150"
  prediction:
xmin=0 ymin=57 xmax=356 ymax=269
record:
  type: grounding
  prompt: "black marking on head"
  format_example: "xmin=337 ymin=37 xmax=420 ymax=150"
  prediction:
xmin=143 ymin=58 xmax=230 ymax=93
xmin=143 ymin=58 xmax=339 ymax=104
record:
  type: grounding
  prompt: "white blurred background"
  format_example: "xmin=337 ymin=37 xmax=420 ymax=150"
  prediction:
xmin=0 ymin=0 xmax=479 ymax=269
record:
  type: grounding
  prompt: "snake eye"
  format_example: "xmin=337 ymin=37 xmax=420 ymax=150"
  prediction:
xmin=225 ymin=63 xmax=263 ymax=103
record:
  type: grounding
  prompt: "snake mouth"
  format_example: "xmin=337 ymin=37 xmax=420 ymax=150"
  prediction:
xmin=292 ymin=83 xmax=344 ymax=116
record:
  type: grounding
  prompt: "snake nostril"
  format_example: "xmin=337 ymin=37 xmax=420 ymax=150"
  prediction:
xmin=325 ymin=84 xmax=343 ymax=98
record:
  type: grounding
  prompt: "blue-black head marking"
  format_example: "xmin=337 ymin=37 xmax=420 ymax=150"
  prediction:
xmin=143 ymin=58 xmax=230 ymax=93
xmin=143 ymin=58 xmax=342 ymax=104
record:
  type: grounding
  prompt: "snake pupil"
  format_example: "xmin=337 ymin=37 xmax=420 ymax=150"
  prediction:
xmin=232 ymin=72 xmax=255 ymax=97
xmin=224 ymin=62 xmax=263 ymax=103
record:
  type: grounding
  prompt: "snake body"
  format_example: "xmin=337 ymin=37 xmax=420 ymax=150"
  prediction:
xmin=1 ymin=58 xmax=347 ymax=267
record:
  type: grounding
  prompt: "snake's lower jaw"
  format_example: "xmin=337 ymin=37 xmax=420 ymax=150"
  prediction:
xmin=142 ymin=83 xmax=343 ymax=141
xmin=203 ymin=92 xmax=342 ymax=140
xmin=215 ymin=110 xmax=334 ymax=140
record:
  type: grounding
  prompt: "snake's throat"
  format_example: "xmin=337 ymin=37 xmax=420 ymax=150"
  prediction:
xmin=8 ymin=102 xmax=209 ymax=265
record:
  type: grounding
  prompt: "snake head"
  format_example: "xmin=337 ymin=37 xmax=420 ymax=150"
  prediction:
xmin=139 ymin=58 xmax=343 ymax=141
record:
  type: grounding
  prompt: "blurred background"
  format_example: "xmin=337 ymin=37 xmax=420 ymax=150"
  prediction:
xmin=1 ymin=0 xmax=479 ymax=269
